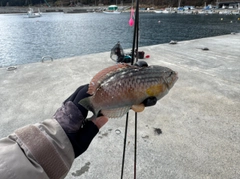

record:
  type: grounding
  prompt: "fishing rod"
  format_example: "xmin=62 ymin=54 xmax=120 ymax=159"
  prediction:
xmin=120 ymin=0 xmax=140 ymax=178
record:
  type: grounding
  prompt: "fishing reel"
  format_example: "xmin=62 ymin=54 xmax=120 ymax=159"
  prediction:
xmin=110 ymin=41 xmax=132 ymax=63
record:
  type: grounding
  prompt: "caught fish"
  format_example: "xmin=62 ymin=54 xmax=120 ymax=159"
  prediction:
xmin=79 ymin=63 xmax=178 ymax=120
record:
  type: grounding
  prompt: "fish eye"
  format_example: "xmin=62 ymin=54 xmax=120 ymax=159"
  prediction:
xmin=167 ymin=71 xmax=173 ymax=77
xmin=169 ymin=71 xmax=176 ymax=77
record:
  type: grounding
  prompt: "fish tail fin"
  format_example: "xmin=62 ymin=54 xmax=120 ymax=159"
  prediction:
xmin=79 ymin=97 xmax=98 ymax=121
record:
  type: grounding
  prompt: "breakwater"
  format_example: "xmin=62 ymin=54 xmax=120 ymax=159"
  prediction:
xmin=1 ymin=34 xmax=240 ymax=179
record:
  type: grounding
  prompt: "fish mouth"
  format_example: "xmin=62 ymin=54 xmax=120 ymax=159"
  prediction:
xmin=164 ymin=71 xmax=178 ymax=89
xmin=174 ymin=72 xmax=179 ymax=81
xmin=172 ymin=72 xmax=178 ymax=87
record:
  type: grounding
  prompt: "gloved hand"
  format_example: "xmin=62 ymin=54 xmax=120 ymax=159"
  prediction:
xmin=53 ymin=61 xmax=157 ymax=157
xmin=53 ymin=85 xmax=108 ymax=158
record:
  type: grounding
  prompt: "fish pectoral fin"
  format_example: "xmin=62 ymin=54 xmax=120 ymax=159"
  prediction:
xmin=101 ymin=106 xmax=131 ymax=119
xmin=131 ymin=104 xmax=145 ymax=112
xmin=79 ymin=97 xmax=99 ymax=118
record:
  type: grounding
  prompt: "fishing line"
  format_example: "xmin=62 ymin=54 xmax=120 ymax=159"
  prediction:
xmin=120 ymin=113 xmax=129 ymax=179
xmin=133 ymin=2 xmax=139 ymax=179
xmin=120 ymin=0 xmax=139 ymax=178
xmin=130 ymin=2 xmax=139 ymax=65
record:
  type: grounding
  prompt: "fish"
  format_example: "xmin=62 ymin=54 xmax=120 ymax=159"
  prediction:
xmin=79 ymin=63 xmax=178 ymax=120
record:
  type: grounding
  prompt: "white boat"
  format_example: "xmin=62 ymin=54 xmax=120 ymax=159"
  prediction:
xmin=177 ymin=10 xmax=184 ymax=14
xmin=232 ymin=11 xmax=239 ymax=15
xmin=198 ymin=10 xmax=217 ymax=15
xmin=198 ymin=10 xmax=207 ymax=14
xmin=163 ymin=7 xmax=175 ymax=14
xmin=183 ymin=10 xmax=193 ymax=14
xmin=155 ymin=8 xmax=175 ymax=14
xmin=219 ymin=10 xmax=231 ymax=15
xmin=27 ymin=8 xmax=42 ymax=18
xmin=103 ymin=5 xmax=121 ymax=14
xmin=154 ymin=10 xmax=163 ymax=13
xmin=162 ymin=9 xmax=170 ymax=14
xmin=103 ymin=10 xmax=121 ymax=14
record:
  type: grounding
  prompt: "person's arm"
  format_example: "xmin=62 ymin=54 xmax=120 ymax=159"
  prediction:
xmin=0 ymin=85 xmax=108 ymax=179
xmin=0 ymin=61 xmax=156 ymax=179
xmin=0 ymin=119 xmax=73 ymax=179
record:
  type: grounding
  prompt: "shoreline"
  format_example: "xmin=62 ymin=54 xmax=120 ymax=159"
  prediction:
xmin=0 ymin=6 xmax=239 ymax=14
xmin=0 ymin=6 xmax=97 ymax=14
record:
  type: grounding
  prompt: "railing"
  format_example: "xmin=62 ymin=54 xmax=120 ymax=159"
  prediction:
xmin=41 ymin=56 xmax=53 ymax=63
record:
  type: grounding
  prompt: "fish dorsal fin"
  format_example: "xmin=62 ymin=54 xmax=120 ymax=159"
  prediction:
xmin=101 ymin=106 xmax=131 ymax=119
xmin=88 ymin=63 xmax=130 ymax=95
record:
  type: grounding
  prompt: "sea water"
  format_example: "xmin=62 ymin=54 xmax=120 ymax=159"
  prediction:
xmin=0 ymin=12 xmax=239 ymax=67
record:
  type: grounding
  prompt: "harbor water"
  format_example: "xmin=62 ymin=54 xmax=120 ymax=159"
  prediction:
xmin=0 ymin=12 xmax=240 ymax=67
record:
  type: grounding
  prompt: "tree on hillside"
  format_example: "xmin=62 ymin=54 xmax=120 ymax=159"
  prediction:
xmin=0 ymin=0 xmax=219 ymax=6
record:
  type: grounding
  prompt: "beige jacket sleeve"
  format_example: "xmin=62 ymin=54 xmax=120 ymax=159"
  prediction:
xmin=0 ymin=119 xmax=75 ymax=179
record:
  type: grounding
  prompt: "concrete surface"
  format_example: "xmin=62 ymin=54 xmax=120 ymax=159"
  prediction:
xmin=0 ymin=34 xmax=240 ymax=179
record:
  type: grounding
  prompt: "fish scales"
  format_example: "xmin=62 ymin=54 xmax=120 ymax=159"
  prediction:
xmin=88 ymin=63 xmax=129 ymax=95
xmin=101 ymin=73 xmax=162 ymax=105
xmin=79 ymin=63 xmax=178 ymax=119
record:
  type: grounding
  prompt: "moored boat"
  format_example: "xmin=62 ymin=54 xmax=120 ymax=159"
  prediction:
xmin=154 ymin=10 xmax=163 ymax=13
xmin=103 ymin=5 xmax=121 ymax=14
xmin=162 ymin=9 xmax=170 ymax=14
xmin=27 ymin=8 xmax=42 ymax=18
xmin=232 ymin=10 xmax=239 ymax=15
xmin=219 ymin=10 xmax=232 ymax=15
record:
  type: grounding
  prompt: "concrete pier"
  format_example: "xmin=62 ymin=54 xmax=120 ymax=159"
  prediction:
xmin=0 ymin=34 xmax=240 ymax=179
